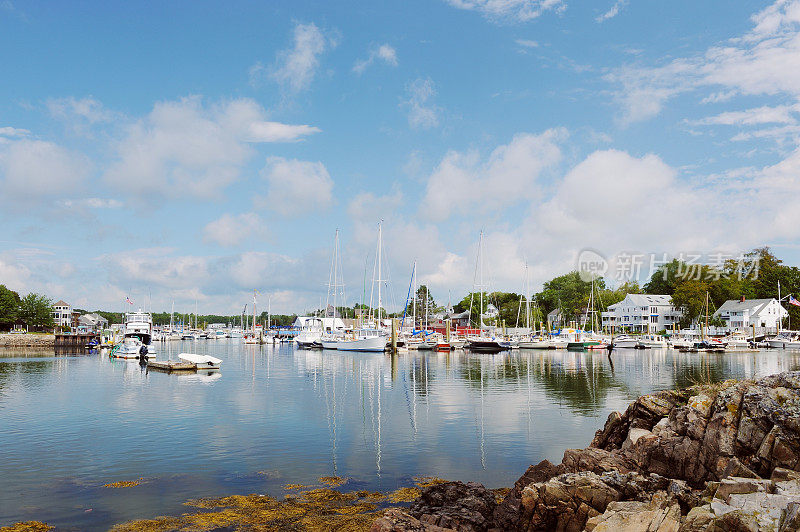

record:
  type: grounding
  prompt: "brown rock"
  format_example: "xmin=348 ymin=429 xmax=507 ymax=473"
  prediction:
xmin=408 ymin=481 xmax=497 ymax=532
xmin=371 ymin=508 xmax=452 ymax=532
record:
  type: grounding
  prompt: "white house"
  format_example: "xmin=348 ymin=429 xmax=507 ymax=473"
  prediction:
xmin=713 ymin=298 xmax=787 ymax=331
xmin=293 ymin=316 xmax=345 ymax=331
xmin=601 ymin=294 xmax=682 ymax=333
xmin=78 ymin=313 xmax=109 ymax=331
xmin=51 ymin=300 xmax=72 ymax=327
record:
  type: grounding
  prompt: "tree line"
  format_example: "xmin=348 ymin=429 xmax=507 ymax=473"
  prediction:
xmin=2 ymin=247 xmax=794 ymax=333
xmin=0 ymin=285 xmax=55 ymax=331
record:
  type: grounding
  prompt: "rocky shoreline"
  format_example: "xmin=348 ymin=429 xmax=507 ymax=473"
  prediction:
xmin=372 ymin=372 xmax=800 ymax=531
xmin=0 ymin=333 xmax=55 ymax=348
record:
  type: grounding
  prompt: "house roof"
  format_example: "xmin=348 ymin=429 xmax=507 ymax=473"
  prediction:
xmin=608 ymin=294 xmax=672 ymax=309
xmin=713 ymin=298 xmax=780 ymax=317
xmin=53 ymin=300 xmax=70 ymax=307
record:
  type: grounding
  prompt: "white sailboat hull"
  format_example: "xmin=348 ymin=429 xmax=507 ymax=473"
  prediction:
xmin=335 ymin=336 xmax=386 ymax=352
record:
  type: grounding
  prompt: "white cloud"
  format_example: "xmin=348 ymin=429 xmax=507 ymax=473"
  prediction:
xmin=688 ymin=104 xmax=800 ymax=126
xmin=0 ymin=138 xmax=91 ymax=199
xmin=353 ymin=44 xmax=399 ymax=74
xmin=515 ymin=39 xmax=539 ymax=48
xmin=596 ymin=0 xmax=627 ymax=22
xmin=0 ymin=256 xmax=31 ymax=293
xmin=266 ymin=22 xmax=332 ymax=93
xmin=103 ymin=97 xmax=319 ymax=199
xmin=59 ymin=198 xmax=123 ymax=209
xmin=203 ymin=212 xmax=270 ymax=247
xmin=420 ymin=129 xmax=566 ymax=220
xmin=445 ymin=0 xmax=566 ymax=23
xmin=403 ymin=77 xmax=441 ymax=130
xmin=0 ymin=126 xmax=30 ymax=138
xmin=609 ymin=0 xmax=800 ymax=124
xmin=246 ymin=121 xmax=321 ymax=142
xmin=46 ymin=96 xmax=117 ymax=134
xmin=259 ymin=156 xmax=334 ymax=216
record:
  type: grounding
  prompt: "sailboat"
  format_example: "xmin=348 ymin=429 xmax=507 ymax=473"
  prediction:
xmin=320 ymin=229 xmax=347 ymax=349
xmin=566 ymin=275 xmax=609 ymax=350
xmin=243 ymin=290 xmax=262 ymax=344
xmin=336 ymin=222 xmax=389 ymax=352
xmin=464 ymin=232 xmax=508 ymax=354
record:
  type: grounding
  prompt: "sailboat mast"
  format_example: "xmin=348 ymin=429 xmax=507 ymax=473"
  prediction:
xmin=412 ymin=260 xmax=417 ymax=330
xmin=479 ymin=231 xmax=484 ymax=330
xmin=333 ymin=230 xmax=339 ymax=321
xmin=377 ymin=222 xmax=382 ymax=327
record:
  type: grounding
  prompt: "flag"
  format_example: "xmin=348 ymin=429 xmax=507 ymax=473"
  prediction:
xmin=126 ymin=296 xmax=134 ymax=305
xmin=789 ymin=296 xmax=800 ymax=307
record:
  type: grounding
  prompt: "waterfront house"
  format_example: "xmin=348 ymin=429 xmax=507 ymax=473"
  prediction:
xmin=547 ymin=308 xmax=565 ymax=329
xmin=713 ymin=297 xmax=787 ymax=332
xmin=78 ymin=313 xmax=109 ymax=332
xmin=601 ymin=294 xmax=681 ymax=333
xmin=51 ymin=300 xmax=72 ymax=327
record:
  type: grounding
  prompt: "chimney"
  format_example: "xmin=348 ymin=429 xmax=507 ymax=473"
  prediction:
xmin=740 ymin=296 xmax=746 ymax=302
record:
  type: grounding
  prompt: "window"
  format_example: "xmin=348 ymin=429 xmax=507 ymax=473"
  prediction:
xmin=651 ymin=316 xmax=658 ymax=323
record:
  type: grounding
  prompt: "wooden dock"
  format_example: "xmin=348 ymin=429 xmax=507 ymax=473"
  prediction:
xmin=146 ymin=360 xmax=198 ymax=372
xmin=54 ymin=333 xmax=99 ymax=349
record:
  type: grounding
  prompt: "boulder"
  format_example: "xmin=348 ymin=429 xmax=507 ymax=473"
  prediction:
xmin=371 ymin=508 xmax=452 ymax=532
xmin=408 ymin=481 xmax=497 ymax=532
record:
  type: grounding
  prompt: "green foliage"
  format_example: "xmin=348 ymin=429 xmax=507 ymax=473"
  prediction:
xmin=19 ymin=293 xmax=54 ymax=330
xmin=0 ymin=285 xmax=21 ymax=330
xmin=404 ymin=285 xmax=440 ymax=324
xmin=535 ymin=271 xmax=606 ymax=322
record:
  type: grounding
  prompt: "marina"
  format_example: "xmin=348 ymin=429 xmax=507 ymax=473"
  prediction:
xmin=2 ymin=340 xmax=800 ymax=529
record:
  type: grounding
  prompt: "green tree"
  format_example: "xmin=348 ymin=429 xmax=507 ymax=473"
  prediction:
xmin=19 ymin=293 xmax=55 ymax=330
xmin=404 ymin=285 xmax=440 ymax=326
xmin=535 ymin=271 xmax=605 ymax=322
xmin=671 ymin=280 xmax=710 ymax=328
xmin=0 ymin=285 xmax=21 ymax=330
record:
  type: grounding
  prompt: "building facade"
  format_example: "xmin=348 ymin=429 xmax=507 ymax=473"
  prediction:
xmin=601 ymin=294 xmax=681 ymax=333
xmin=713 ymin=298 xmax=787 ymax=331
xmin=51 ymin=300 xmax=72 ymax=327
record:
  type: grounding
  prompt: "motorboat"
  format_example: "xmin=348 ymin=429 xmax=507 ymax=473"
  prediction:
xmin=724 ymin=331 xmax=753 ymax=350
xmin=611 ymin=334 xmax=639 ymax=348
xmin=639 ymin=334 xmax=667 ymax=348
xmin=112 ymin=310 xmax=155 ymax=359
xmin=766 ymin=332 xmax=799 ymax=348
xmin=178 ymin=353 xmax=222 ymax=370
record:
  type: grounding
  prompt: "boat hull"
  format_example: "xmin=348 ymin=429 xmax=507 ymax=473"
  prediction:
xmin=335 ymin=336 xmax=387 ymax=352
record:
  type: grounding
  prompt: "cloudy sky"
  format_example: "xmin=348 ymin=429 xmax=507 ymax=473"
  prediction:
xmin=2 ymin=0 xmax=800 ymax=314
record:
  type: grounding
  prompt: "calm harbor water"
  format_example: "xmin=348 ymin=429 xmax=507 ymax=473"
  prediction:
xmin=2 ymin=341 xmax=800 ymax=529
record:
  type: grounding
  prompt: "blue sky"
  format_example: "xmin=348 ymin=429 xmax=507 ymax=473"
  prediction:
xmin=2 ymin=0 xmax=800 ymax=314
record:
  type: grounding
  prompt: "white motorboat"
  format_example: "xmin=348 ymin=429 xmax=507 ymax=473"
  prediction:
xmin=611 ymin=334 xmax=639 ymax=348
xmin=640 ymin=334 xmax=667 ymax=348
xmin=178 ymin=353 xmax=222 ymax=370
xmin=670 ymin=330 xmax=701 ymax=349
xmin=766 ymin=332 xmax=798 ymax=348
xmin=112 ymin=310 xmax=155 ymax=359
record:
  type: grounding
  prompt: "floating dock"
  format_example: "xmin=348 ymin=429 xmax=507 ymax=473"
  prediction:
xmin=146 ymin=360 xmax=199 ymax=372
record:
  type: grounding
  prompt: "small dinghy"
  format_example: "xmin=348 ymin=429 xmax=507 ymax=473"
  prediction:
xmin=178 ymin=353 xmax=222 ymax=369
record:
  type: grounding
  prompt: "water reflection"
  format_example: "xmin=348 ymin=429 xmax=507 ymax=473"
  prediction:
xmin=2 ymin=343 xmax=800 ymax=529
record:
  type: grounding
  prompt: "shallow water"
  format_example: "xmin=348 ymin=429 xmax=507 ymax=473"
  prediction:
xmin=1 ymin=341 xmax=799 ymax=529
